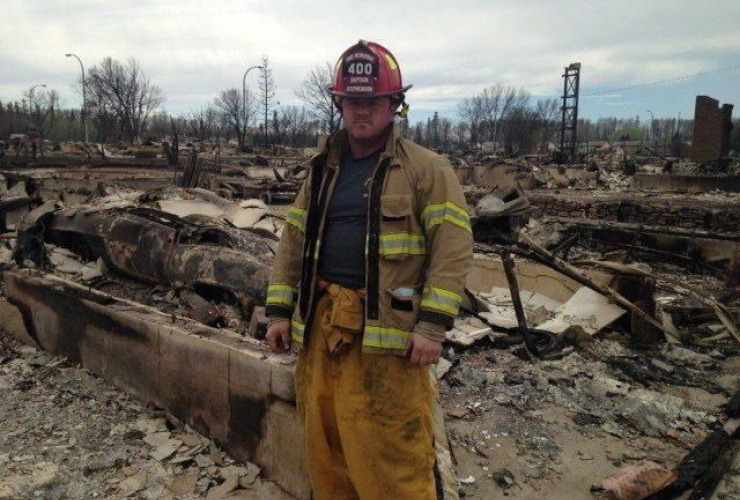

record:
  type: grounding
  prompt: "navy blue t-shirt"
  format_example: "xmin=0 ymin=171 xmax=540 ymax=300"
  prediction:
xmin=318 ymin=150 xmax=382 ymax=289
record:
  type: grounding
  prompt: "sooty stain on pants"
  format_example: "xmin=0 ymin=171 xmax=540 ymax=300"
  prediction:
xmin=402 ymin=417 xmax=421 ymax=441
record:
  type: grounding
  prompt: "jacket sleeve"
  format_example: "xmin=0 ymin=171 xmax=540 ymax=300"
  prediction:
xmin=416 ymin=157 xmax=473 ymax=330
xmin=265 ymin=179 xmax=310 ymax=319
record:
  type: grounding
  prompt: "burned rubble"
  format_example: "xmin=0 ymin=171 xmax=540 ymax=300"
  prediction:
xmin=1 ymin=132 xmax=740 ymax=500
xmin=0 ymin=327 xmax=291 ymax=500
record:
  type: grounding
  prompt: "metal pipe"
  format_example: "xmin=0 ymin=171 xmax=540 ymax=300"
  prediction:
xmin=66 ymin=53 xmax=87 ymax=143
xmin=501 ymin=252 xmax=543 ymax=359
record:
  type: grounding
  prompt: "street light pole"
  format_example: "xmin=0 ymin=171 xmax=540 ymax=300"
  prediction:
xmin=242 ymin=65 xmax=262 ymax=148
xmin=66 ymin=53 xmax=88 ymax=143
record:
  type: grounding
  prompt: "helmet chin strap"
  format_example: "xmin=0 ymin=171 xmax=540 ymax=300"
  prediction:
xmin=392 ymin=94 xmax=409 ymax=119
xmin=396 ymin=101 xmax=410 ymax=119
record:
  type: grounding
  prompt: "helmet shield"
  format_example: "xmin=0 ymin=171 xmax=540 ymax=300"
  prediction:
xmin=341 ymin=43 xmax=380 ymax=95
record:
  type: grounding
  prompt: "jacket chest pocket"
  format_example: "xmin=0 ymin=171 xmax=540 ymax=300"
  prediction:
xmin=380 ymin=194 xmax=426 ymax=261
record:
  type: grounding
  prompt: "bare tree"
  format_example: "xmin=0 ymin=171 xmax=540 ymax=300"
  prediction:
xmin=479 ymin=83 xmax=503 ymax=143
xmin=278 ymin=105 xmax=304 ymax=147
xmin=85 ymin=57 xmax=164 ymax=142
xmin=534 ymin=98 xmax=560 ymax=145
xmin=214 ymin=88 xmax=245 ymax=146
xmin=147 ymin=111 xmax=171 ymax=141
xmin=187 ymin=106 xmax=219 ymax=142
xmin=454 ymin=121 xmax=469 ymax=150
xmin=24 ymin=88 xmax=61 ymax=141
xmin=295 ymin=62 xmax=340 ymax=135
xmin=458 ymin=95 xmax=484 ymax=146
xmin=213 ymin=89 xmax=252 ymax=149
xmin=498 ymin=89 xmax=535 ymax=154
xmin=501 ymin=106 xmax=538 ymax=155
xmin=258 ymin=56 xmax=276 ymax=148
xmin=440 ymin=118 xmax=453 ymax=151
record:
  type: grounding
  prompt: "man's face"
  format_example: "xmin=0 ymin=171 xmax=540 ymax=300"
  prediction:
xmin=341 ymin=97 xmax=396 ymax=143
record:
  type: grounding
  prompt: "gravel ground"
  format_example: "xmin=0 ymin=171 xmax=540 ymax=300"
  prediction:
xmin=0 ymin=328 xmax=293 ymax=500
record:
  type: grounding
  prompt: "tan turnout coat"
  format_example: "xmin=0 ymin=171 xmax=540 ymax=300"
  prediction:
xmin=265 ymin=126 xmax=473 ymax=355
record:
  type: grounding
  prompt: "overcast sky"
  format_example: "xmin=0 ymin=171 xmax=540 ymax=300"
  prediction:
xmin=2 ymin=0 xmax=739 ymax=124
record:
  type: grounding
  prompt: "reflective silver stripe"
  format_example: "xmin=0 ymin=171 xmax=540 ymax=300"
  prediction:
xmin=266 ymin=284 xmax=295 ymax=307
xmin=291 ymin=321 xmax=305 ymax=342
xmin=421 ymin=286 xmax=462 ymax=315
xmin=379 ymin=233 xmax=427 ymax=256
xmin=420 ymin=202 xmax=472 ymax=233
xmin=286 ymin=208 xmax=307 ymax=233
xmin=363 ymin=326 xmax=412 ymax=349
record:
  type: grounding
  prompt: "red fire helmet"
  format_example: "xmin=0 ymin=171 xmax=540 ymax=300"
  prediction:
xmin=328 ymin=40 xmax=412 ymax=98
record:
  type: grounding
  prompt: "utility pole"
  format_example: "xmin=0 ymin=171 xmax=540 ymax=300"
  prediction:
xmin=66 ymin=53 xmax=88 ymax=143
xmin=242 ymin=64 xmax=262 ymax=149
xmin=647 ymin=110 xmax=655 ymax=146
xmin=559 ymin=62 xmax=581 ymax=164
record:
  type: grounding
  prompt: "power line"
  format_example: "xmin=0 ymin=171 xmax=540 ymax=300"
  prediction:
xmin=581 ymin=63 xmax=740 ymax=97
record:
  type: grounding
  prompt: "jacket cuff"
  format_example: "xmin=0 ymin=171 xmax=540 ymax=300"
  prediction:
xmin=413 ymin=321 xmax=447 ymax=343
xmin=265 ymin=304 xmax=293 ymax=319
xmin=268 ymin=317 xmax=290 ymax=329
xmin=418 ymin=309 xmax=455 ymax=330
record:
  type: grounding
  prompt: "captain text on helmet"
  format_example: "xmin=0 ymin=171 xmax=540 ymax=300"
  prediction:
xmin=265 ymin=40 xmax=473 ymax=500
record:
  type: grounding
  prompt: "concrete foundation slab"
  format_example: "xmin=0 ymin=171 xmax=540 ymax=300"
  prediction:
xmin=2 ymin=269 xmax=309 ymax=499
xmin=635 ymin=174 xmax=740 ymax=193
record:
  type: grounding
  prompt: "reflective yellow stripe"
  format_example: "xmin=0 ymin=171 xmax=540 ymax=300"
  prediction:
xmin=291 ymin=320 xmax=305 ymax=343
xmin=379 ymin=232 xmax=427 ymax=256
xmin=420 ymin=286 xmax=462 ymax=316
xmin=420 ymin=202 xmax=472 ymax=233
xmin=363 ymin=325 xmax=412 ymax=350
xmin=286 ymin=207 xmax=307 ymax=233
xmin=266 ymin=284 xmax=295 ymax=307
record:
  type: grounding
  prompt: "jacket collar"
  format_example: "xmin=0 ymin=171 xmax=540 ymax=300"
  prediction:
xmin=312 ymin=124 xmax=402 ymax=170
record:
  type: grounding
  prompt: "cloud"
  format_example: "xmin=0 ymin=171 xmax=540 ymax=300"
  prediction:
xmin=1 ymin=0 xmax=738 ymax=121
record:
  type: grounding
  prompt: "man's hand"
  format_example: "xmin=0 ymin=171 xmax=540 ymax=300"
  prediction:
xmin=266 ymin=319 xmax=291 ymax=353
xmin=405 ymin=333 xmax=443 ymax=367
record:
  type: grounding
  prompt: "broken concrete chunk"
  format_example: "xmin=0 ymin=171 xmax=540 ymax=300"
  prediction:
xmin=436 ymin=357 xmax=454 ymax=381
xmin=537 ymin=287 xmax=626 ymax=335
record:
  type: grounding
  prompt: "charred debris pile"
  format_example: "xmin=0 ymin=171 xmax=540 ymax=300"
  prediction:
xmin=1 ymin=141 xmax=740 ymax=499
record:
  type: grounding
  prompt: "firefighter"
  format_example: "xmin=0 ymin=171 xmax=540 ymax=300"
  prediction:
xmin=265 ymin=40 xmax=473 ymax=500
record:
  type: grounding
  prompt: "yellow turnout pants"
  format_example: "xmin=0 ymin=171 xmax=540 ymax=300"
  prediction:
xmin=295 ymin=284 xmax=437 ymax=500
